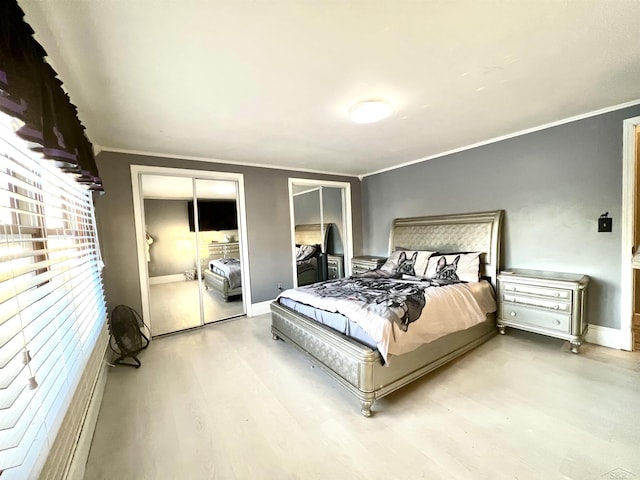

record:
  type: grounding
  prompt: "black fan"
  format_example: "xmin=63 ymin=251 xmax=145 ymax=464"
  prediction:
xmin=108 ymin=305 xmax=150 ymax=368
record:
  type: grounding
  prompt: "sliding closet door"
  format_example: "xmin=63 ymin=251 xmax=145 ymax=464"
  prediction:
xmin=142 ymin=174 xmax=203 ymax=335
xmin=194 ymin=178 xmax=245 ymax=324
xmin=289 ymin=179 xmax=353 ymax=285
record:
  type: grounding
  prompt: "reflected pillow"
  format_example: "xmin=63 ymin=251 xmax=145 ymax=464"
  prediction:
xmin=424 ymin=252 xmax=481 ymax=282
xmin=380 ymin=250 xmax=436 ymax=276
xmin=296 ymin=244 xmax=317 ymax=261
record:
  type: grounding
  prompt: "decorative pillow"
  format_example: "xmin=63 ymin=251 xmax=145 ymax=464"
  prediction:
xmin=296 ymin=244 xmax=317 ymax=262
xmin=424 ymin=252 xmax=481 ymax=282
xmin=380 ymin=250 xmax=436 ymax=276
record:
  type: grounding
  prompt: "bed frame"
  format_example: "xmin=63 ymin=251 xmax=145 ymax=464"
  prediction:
xmin=203 ymin=268 xmax=242 ymax=302
xmin=294 ymin=223 xmax=331 ymax=285
xmin=271 ymin=210 xmax=504 ymax=416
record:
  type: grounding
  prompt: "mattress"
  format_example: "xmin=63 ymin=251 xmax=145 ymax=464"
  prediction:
xmin=277 ymin=279 xmax=496 ymax=362
xmin=278 ymin=296 xmax=378 ymax=349
xmin=209 ymin=258 xmax=241 ymax=288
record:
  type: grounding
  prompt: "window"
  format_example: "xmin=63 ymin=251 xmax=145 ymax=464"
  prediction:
xmin=0 ymin=118 xmax=107 ymax=478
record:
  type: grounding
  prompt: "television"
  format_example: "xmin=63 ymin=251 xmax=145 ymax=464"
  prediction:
xmin=187 ymin=200 xmax=238 ymax=232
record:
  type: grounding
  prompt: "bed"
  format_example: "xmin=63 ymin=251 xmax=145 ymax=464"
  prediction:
xmin=271 ymin=210 xmax=504 ymax=416
xmin=294 ymin=223 xmax=331 ymax=286
xmin=203 ymin=258 xmax=242 ymax=302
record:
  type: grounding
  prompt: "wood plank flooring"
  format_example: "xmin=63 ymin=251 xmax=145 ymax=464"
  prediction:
xmin=85 ymin=315 xmax=640 ymax=480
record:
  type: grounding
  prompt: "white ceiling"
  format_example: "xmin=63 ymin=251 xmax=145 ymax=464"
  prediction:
xmin=20 ymin=0 xmax=640 ymax=178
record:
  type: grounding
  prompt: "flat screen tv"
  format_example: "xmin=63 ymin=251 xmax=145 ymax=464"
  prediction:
xmin=187 ymin=200 xmax=238 ymax=232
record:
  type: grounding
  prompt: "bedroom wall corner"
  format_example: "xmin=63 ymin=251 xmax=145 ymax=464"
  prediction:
xmin=361 ymin=104 xmax=640 ymax=332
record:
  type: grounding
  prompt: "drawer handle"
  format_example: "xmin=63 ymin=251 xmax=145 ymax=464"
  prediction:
xmin=509 ymin=311 xmax=517 ymax=317
xmin=553 ymin=319 xmax=561 ymax=326
xmin=554 ymin=292 xmax=561 ymax=297
xmin=553 ymin=305 xmax=560 ymax=310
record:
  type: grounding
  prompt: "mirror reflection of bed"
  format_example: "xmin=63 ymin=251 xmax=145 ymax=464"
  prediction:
xmin=291 ymin=183 xmax=348 ymax=286
xmin=294 ymin=223 xmax=331 ymax=286
xmin=142 ymin=174 xmax=245 ymax=337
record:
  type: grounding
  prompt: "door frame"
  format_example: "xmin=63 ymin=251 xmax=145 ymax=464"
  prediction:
xmin=131 ymin=165 xmax=253 ymax=332
xmin=288 ymin=178 xmax=353 ymax=287
xmin=620 ymin=115 xmax=640 ymax=351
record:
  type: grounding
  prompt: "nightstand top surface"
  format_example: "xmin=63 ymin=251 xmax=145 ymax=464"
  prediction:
xmin=499 ymin=268 xmax=589 ymax=285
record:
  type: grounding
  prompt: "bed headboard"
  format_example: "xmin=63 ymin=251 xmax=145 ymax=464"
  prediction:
xmin=294 ymin=223 xmax=331 ymax=253
xmin=388 ymin=210 xmax=504 ymax=289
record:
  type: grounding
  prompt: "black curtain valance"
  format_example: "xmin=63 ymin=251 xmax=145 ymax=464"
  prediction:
xmin=0 ymin=0 xmax=103 ymax=191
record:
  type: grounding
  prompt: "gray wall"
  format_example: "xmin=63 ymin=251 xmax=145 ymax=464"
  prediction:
xmin=94 ymin=151 xmax=362 ymax=314
xmin=362 ymin=105 xmax=640 ymax=330
xmin=293 ymin=189 xmax=321 ymax=225
xmin=144 ymin=199 xmax=194 ymax=277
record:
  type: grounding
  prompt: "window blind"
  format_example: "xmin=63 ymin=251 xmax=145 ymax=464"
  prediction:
xmin=0 ymin=117 xmax=107 ymax=478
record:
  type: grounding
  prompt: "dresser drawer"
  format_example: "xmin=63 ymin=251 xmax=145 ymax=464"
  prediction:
xmin=352 ymin=256 xmax=386 ymax=275
xmin=502 ymin=294 xmax=571 ymax=313
xmin=352 ymin=264 xmax=371 ymax=275
xmin=501 ymin=303 xmax=570 ymax=334
xmin=501 ymin=282 xmax=571 ymax=300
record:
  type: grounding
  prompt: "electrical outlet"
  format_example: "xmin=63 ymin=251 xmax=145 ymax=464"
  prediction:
xmin=277 ymin=282 xmax=283 ymax=290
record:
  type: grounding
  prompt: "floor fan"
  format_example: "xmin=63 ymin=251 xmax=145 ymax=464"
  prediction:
xmin=108 ymin=305 xmax=150 ymax=368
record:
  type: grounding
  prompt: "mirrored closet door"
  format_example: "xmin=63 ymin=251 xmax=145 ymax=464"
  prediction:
xmin=289 ymin=179 xmax=353 ymax=287
xmin=138 ymin=171 xmax=246 ymax=336
xmin=194 ymin=178 xmax=244 ymax=326
xmin=143 ymin=175 xmax=202 ymax=334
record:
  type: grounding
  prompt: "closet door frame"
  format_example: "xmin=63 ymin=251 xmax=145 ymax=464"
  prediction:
xmin=131 ymin=165 xmax=253 ymax=331
xmin=288 ymin=178 xmax=353 ymax=286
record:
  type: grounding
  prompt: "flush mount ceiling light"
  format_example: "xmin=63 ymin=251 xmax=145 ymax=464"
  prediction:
xmin=349 ymin=100 xmax=392 ymax=124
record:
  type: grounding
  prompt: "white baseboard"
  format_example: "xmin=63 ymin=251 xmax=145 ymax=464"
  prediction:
xmin=249 ymin=300 xmax=274 ymax=316
xmin=585 ymin=324 xmax=626 ymax=350
xmin=149 ymin=274 xmax=186 ymax=285
xmin=66 ymin=351 xmax=110 ymax=480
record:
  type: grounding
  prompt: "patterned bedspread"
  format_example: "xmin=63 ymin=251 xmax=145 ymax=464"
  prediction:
xmin=277 ymin=274 xmax=496 ymax=363
xmin=209 ymin=258 xmax=242 ymax=288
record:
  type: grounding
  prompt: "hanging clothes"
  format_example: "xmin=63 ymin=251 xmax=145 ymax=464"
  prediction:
xmin=145 ymin=232 xmax=153 ymax=262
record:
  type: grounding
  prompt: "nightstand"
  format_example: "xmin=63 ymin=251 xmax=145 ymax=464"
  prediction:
xmin=497 ymin=269 xmax=589 ymax=353
xmin=327 ymin=254 xmax=344 ymax=279
xmin=351 ymin=255 xmax=387 ymax=275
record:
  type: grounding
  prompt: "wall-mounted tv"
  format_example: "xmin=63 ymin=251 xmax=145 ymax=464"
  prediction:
xmin=187 ymin=200 xmax=238 ymax=232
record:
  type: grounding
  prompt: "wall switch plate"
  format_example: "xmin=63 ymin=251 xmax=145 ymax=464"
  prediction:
xmin=598 ymin=217 xmax=612 ymax=232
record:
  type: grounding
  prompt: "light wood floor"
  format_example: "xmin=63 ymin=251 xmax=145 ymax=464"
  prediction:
xmin=149 ymin=280 xmax=244 ymax=336
xmin=86 ymin=316 xmax=640 ymax=480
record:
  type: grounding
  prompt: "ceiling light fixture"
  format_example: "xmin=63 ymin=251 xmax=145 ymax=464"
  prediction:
xmin=349 ymin=100 xmax=392 ymax=124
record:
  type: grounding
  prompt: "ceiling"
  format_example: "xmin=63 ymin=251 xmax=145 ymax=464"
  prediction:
xmin=20 ymin=0 xmax=640 ymax=178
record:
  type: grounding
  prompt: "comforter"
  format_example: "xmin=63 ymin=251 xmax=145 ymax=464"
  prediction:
xmin=277 ymin=273 xmax=496 ymax=363
xmin=209 ymin=258 xmax=242 ymax=289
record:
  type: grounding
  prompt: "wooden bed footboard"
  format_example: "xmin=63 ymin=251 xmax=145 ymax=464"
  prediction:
xmin=203 ymin=269 xmax=242 ymax=301
xmin=271 ymin=301 xmax=496 ymax=416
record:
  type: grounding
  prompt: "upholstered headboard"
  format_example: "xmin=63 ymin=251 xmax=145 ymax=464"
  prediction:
xmin=295 ymin=223 xmax=332 ymax=253
xmin=388 ymin=210 xmax=504 ymax=288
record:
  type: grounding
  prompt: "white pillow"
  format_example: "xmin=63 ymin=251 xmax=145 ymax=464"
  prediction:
xmin=424 ymin=252 xmax=481 ymax=282
xmin=296 ymin=244 xmax=317 ymax=261
xmin=380 ymin=250 xmax=436 ymax=276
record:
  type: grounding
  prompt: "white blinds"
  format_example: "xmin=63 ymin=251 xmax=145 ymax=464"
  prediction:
xmin=0 ymin=118 xmax=107 ymax=478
